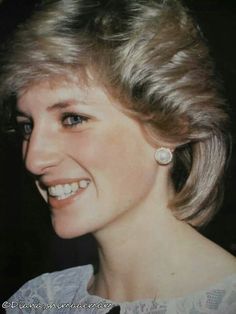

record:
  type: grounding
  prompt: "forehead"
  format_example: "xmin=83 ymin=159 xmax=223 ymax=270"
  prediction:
xmin=17 ymin=75 xmax=105 ymax=106
xmin=16 ymin=75 xmax=128 ymax=118
xmin=18 ymin=73 xmax=86 ymax=99
xmin=17 ymin=65 xmax=102 ymax=100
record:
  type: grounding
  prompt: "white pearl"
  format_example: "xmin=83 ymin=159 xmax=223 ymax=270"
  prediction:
xmin=155 ymin=148 xmax=172 ymax=165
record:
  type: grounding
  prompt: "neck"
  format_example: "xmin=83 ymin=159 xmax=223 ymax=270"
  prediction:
xmin=90 ymin=177 xmax=197 ymax=302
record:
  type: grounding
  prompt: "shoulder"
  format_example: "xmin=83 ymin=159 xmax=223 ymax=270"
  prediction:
xmin=6 ymin=264 xmax=93 ymax=312
xmin=172 ymin=273 xmax=236 ymax=314
xmin=181 ymin=229 xmax=236 ymax=293
xmin=204 ymin=273 xmax=236 ymax=309
xmin=201 ymin=241 xmax=236 ymax=285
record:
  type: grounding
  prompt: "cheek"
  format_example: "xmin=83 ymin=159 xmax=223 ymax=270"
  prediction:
xmin=64 ymin=130 xmax=122 ymax=169
xmin=64 ymin=128 xmax=156 ymax=187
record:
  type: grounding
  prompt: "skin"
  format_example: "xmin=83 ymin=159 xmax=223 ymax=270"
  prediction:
xmin=17 ymin=77 xmax=171 ymax=238
xmin=17 ymin=77 xmax=236 ymax=302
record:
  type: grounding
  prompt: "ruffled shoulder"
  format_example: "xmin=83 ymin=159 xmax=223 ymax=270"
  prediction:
xmin=5 ymin=265 xmax=93 ymax=313
xmin=118 ymin=273 xmax=236 ymax=314
xmin=170 ymin=273 xmax=236 ymax=314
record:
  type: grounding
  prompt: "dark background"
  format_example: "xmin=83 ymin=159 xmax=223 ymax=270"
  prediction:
xmin=0 ymin=0 xmax=236 ymax=306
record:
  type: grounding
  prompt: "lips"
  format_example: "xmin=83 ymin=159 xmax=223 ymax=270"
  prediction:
xmin=48 ymin=179 xmax=90 ymax=200
xmin=39 ymin=178 xmax=91 ymax=209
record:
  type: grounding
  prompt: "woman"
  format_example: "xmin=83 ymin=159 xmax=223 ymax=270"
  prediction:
xmin=1 ymin=0 xmax=236 ymax=313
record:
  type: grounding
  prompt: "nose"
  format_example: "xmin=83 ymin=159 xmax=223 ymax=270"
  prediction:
xmin=23 ymin=126 xmax=62 ymax=176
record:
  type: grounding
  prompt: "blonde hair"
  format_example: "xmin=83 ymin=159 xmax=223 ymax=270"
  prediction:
xmin=0 ymin=0 xmax=230 ymax=227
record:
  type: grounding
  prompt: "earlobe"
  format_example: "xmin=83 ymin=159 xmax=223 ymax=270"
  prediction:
xmin=154 ymin=147 xmax=173 ymax=165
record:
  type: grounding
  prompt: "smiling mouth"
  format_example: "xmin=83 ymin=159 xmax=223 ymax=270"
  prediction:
xmin=47 ymin=179 xmax=90 ymax=201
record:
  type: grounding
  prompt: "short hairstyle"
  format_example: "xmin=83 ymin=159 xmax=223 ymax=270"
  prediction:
xmin=0 ymin=0 xmax=230 ymax=227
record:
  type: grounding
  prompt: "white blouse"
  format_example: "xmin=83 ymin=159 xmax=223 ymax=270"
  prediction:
xmin=5 ymin=264 xmax=236 ymax=313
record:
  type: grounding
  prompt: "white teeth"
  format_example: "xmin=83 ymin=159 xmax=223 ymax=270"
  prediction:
xmin=49 ymin=186 xmax=57 ymax=196
xmin=57 ymin=194 xmax=71 ymax=200
xmin=79 ymin=180 xmax=89 ymax=189
xmin=71 ymin=182 xmax=78 ymax=192
xmin=64 ymin=184 xmax=72 ymax=194
xmin=48 ymin=180 xmax=90 ymax=199
xmin=56 ymin=185 xmax=63 ymax=195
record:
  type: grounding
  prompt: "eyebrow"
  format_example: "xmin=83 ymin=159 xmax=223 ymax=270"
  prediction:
xmin=15 ymin=100 xmax=84 ymax=117
xmin=46 ymin=100 xmax=77 ymax=112
xmin=15 ymin=110 xmax=31 ymax=119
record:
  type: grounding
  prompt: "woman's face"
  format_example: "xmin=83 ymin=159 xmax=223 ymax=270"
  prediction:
xmin=16 ymin=78 xmax=162 ymax=238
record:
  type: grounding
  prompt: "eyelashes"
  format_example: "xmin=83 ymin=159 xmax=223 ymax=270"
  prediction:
xmin=15 ymin=112 xmax=90 ymax=141
xmin=16 ymin=121 xmax=33 ymax=140
xmin=61 ymin=112 xmax=89 ymax=128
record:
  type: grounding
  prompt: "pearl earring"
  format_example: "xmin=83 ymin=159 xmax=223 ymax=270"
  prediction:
xmin=154 ymin=147 xmax=173 ymax=165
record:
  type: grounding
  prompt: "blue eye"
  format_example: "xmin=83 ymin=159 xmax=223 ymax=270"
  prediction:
xmin=17 ymin=122 xmax=33 ymax=140
xmin=62 ymin=113 xmax=89 ymax=127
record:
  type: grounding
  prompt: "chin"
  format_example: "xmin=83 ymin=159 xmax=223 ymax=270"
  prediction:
xmin=51 ymin=216 xmax=89 ymax=239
